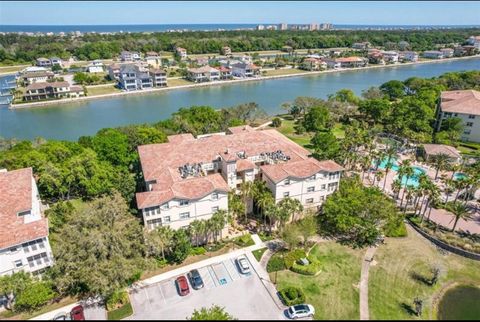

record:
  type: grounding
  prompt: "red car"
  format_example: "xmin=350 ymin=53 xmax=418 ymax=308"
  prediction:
xmin=175 ymin=275 xmax=190 ymax=296
xmin=70 ymin=305 xmax=85 ymax=320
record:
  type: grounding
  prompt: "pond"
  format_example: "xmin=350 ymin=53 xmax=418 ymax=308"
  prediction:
xmin=437 ymin=285 xmax=480 ymax=320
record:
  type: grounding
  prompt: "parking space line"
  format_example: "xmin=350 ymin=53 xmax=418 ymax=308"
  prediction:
xmin=157 ymin=282 xmax=167 ymax=305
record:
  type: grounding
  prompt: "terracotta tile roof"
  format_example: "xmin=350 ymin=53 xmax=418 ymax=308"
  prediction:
xmin=188 ymin=66 xmax=219 ymax=74
xmin=236 ymin=159 xmax=256 ymax=172
xmin=23 ymin=71 xmax=54 ymax=78
xmin=336 ymin=57 xmax=365 ymax=63
xmin=227 ymin=125 xmax=253 ymax=134
xmin=440 ymin=90 xmax=480 ymax=115
xmin=422 ymin=144 xmax=461 ymax=159
xmin=261 ymin=159 xmax=343 ymax=183
xmin=216 ymin=66 xmax=232 ymax=72
xmin=26 ymin=81 xmax=69 ymax=91
xmin=0 ymin=168 xmax=48 ymax=250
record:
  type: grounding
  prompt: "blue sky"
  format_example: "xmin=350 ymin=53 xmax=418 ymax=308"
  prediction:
xmin=1 ymin=1 xmax=479 ymax=26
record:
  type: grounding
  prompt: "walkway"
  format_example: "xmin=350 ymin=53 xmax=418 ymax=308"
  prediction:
xmin=359 ymin=247 xmax=378 ymax=321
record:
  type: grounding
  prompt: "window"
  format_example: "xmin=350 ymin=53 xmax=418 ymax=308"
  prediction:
xmin=17 ymin=210 xmax=31 ymax=217
xmin=321 ymin=184 xmax=326 ymax=190
xmin=27 ymin=253 xmax=47 ymax=267
xmin=283 ymin=192 xmax=290 ymax=197
xmin=464 ymin=130 xmax=471 ymax=135
xmin=469 ymin=115 xmax=476 ymax=119
xmin=454 ymin=113 xmax=458 ymax=117
xmin=179 ymin=212 xmax=190 ymax=220
xmin=284 ymin=179 xmax=290 ymax=185
xmin=212 ymin=193 xmax=218 ymax=200
xmin=307 ymin=175 xmax=316 ymax=181
xmin=163 ymin=216 xmax=171 ymax=223
xmin=306 ymin=198 xmax=314 ymax=204
xmin=320 ymin=196 xmax=325 ymax=201
xmin=160 ymin=202 xmax=169 ymax=210
xmin=10 ymin=246 xmax=18 ymax=253
xmin=14 ymin=260 xmax=22 ymax=268
xmin=179 ymin=200 xmax=189 ymax=206
xmin=147 ymin=218 xmax=162 ymax=229
xmin=443 ymin=112 xmax=452 ymax=117
xmin=212 ymin=206 xmax=219 ymax=213
xmin=466 ymin=122 xmax=474 ymax=127
xmin=307 ymin=186 xmax=315 ymax=193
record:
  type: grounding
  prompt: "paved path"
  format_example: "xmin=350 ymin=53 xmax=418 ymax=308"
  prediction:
xmin=359 ymin=247 xmax=377 ymax=321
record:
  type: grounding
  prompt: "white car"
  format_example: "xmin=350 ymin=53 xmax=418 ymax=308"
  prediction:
xmin=286 ymin=304 xmax=315 ymax=319
xmin=236 ymin=255 xmax=251 ymax=274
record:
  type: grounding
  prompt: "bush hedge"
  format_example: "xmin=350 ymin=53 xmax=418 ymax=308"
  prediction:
xmin=106 ymin=290 xmax=129 ymax=311
xmin=284 ymin=249 xmax=307 ymax=269
xmin=279 ymin=286 xmax=306 ymax=306
xmin=267 ymin=253 xmax=286 ymax=273
xmin=189 ymin=246 xmax=207 ymax=256
xmin=233 ymin=233 xmax=255 ymax=247
xmin=384 ymin=219 xmax=408 ymax=237
xmin=291 ymin=257 xmax=322 ymax=276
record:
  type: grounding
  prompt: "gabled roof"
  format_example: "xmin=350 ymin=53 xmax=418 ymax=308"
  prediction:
xmin=26 ymin=81 xmax=70 ymax=91
xmin=440 ymin=90 xmax=480 ymax=115
xmin=0 ymin=168 xmax=48 ymax=250
xmin=261 ymin=159 xmax=343 ymax=183
xmin=422 ymin=144 xmax=461 ymax=159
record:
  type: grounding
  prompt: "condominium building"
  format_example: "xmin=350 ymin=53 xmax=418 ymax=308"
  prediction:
xmin=136 ymin=127 xmax=343 ymax=231
xmin=435 ymin=90 xmax=480 ymax=142
xmin=23 ymin=82 xmax=84 ymax=101
xmin=0 ymin=168 xmax=54 ymax=276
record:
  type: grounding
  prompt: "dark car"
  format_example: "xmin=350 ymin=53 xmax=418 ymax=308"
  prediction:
xmin=175 ymin=275 xmax=190 ymax=296
xmin=187 ymin=269 xmax=204 ymax=290
xmin=70 ymin=305 xmax=85 ymax=321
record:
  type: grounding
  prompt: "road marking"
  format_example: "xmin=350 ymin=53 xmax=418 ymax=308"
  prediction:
xmin=157 ymin=283 xmax=167 ymax=305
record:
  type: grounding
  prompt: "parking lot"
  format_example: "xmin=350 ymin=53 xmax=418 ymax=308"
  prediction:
xmin=128 ymin=254 xmax=286 ymax=320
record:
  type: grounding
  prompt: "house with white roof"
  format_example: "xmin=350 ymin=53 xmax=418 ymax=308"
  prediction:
xmin=0 ymin=168 xmax=54 ymax=276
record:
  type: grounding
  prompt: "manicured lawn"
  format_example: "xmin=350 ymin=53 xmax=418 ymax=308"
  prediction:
xmin=276 ymin=119 xmax=313 ymax=150
xmin=252 ymin=247 xmax=268 ymax=261
xmin=274 ymin=242 xmax=365 ymax=320
xmin=0 ymin=65 xmax=29 ymax=74
xmin=263 ymin=68 xmax=307 ymax=77
xmin=167 ymin=78 xmax=193 ymax=87
xmin=369 ymin=225 xmax=480 ymax=320
xmin=86 ymin=85 xmax=122 ymax=96
xmin=107 ymin=302 xmax=133 ymax=320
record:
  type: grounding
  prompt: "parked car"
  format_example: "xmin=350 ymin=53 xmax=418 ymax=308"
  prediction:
xmin=70 ymin=305 xmax=85 ymax=321
xmin=286 ymin=304 xmax=315 ymax=319
xmin=175 ymin=275 xmax=190 ymax=296
xmin=187 ymin=269 xmax=204 ymax=290
xmin=236 ymin=255 xmax=251 ymax=274
xmin=53 ymin=312 xmax=71 ymax=320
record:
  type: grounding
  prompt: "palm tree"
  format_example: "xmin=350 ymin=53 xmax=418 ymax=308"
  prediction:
xmin=375 ymin=170 xmax=384 ymax=188
xmin=430 ymin=153 xmax=451 ymax=180
xmin=443 ymin=178 xmax=455 ymax=204
xmin=277 ymin=197 xmax=303 ymax=228
xmin=256 ymin=192 xmax=275 ymax=229
xmin=391 ymin=179 xmax=402 ymax=199
xmin=404 ymin=186 xmax=414 ymax=214
xmin=211 ymin=210 xmax=227 ymax=241
xmin=382 ymin=153 xmax=395 ymax=191
xmin=446 ymin=202 xmax=473 ymax=232
xmin=239 ymin=181 xmax=255 ymax=222
xmin=151 ymin=226 xmax=174 ymax=260
xmin=422 ymin=184 xmax=440 ymax=222
xmin=264 ymin=203 xmax=280 ymax=233
xmin=453 ymin=179 xmax=469 ymax=203
xmin=228 ymin=191 xmax=244 ymax=227
xmin=189 ymin=220 xmax=202 ymax=247
xmin=398 ymin=160 xmax=414 ymax=209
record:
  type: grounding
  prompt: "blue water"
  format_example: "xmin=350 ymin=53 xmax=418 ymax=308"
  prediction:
xmin=1 ymin=24 xmax=478 ymax=34
xmin=395 ymin=166 xmax=426 ymax=188
xmin=375 ymin=157 xmax=399 ymax=171
xmin=453 ymin=173 xmax=468 ymax=180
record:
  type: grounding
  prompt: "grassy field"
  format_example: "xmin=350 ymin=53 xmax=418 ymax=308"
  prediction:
xmin=369 ymin=226 xmax=480 ymax=320
xmin=107 ymin=302 xmax=133 ymax=320
xmin=86 ymin=85 xmax=122 ymax=96
xmin=167 ymin=78 xmax=194 ymax=87
xmin=0 ymin=65 xmax=29 ymax=74
xmin=262 ymin=68 xmax=307 ymax=77
xmin=273 ymin=242 xmax=365 ymax=320
xmin=252 ymin=247 xmax=268 ymax=261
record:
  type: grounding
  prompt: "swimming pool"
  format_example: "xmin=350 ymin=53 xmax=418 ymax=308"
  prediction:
xmin=394 ymin=166 xmax=426 ymax=188
xmin=374 ymin=157 xmax=399 ymax=171
xmin=453 ymin=172 xmax=468 ymax=180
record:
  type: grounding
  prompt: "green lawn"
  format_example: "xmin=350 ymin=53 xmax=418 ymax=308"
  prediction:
xmin=369 ymin=226 xmax=480 ymax=320
xmin=167 ymin=78 xmax=193 ymax=87
xmin=107 ymin=302 xmax=133 ymax=320
xmin=274 ymin=242 xmax=365 ymax=320
xmin=263 ymin=68 xmax=307 ymax=77
xmin=252 ymin=247 xmax=268 ymax=261
xmin=86 ymin=85 xmax=122 ymax=96
xmin=0 ymin=65 xmax=30 ymax=74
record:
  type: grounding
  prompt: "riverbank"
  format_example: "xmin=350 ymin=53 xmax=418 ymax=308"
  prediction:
xmin=9 ymin=55 xmax=480 ymax=109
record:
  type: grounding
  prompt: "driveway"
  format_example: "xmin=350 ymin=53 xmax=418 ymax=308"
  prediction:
xmin=128 ymin=255 xmax=285 ymax=320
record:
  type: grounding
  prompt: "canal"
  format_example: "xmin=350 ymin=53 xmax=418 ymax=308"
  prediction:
xmin=1 ymin=58 xmax=479 ymax=141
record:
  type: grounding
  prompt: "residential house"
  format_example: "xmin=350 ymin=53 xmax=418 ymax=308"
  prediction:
xmin=418 ymin=144 xmax=462 ymax=164
xmin=231 ymin=62 xmax=261 ymax=78
xmin=149 ymin=68 xmax=167 ymax=87
xmin=381 ymin=51 xmax=399 ymax=63
xmin=352 ymin=42 xmax=371 ymax=50
xmin=435 ymin=90 xmax=480 ymax=142
xmin=400 ymin=51 xmax=419 ymax=62
xmin=461 ymin=45 xmax=477 ymax=56
xmin=232 ymin=55 xmax=252 ymax=64
xmin=454 ymin=46 xmax=466 ymax=57
xmin=216 ymin=66 xmax=233 ymax=80
xmin=193 ymin=57 xmax=209 ymax=66
xmin=282 ymin=46 xmax=294 ymax=53
xmin=218 ymin=59 xmax=242 ymax=68
xmin=423 ymin=51 xmax=444 ymax=59
xmin=135 ymin=128 xmax=343 ymax=231
xmin=187 ymin=66 xmax=220 ymax=82
xmin=440 ymin=48 xmax=454 ymax=58
xmin=146 ymin=51 xmax=159 ymax=57
xmin=300 ymin=58 xmax=327 ymax=71
xmin=21 ymin=71 xmax=54 ymax=86
xmin=176 ymin=47 xmax=188 ymax=60
xmin=221 ymin=46 xmax=232 ymax=55
xmin=36 ymin=58 xmax=51 ymax=67
xmin=0 ymin=168 xmax=54 ymax=276
xmin=120 ymin=51 xmax=141 ymax=62
xmin=23 ymin=82 xmax=84 ymax=101
xmin=86 ymin=60 xmax=104 ymax=73
xmin=325 ymin=57 xmax=367 ymax=69
xmin=367 ymin=50 xmax=384 ymax=64
xmin=466 ymin=35 xmax=480 ymax=49
xmin=145 ymin=55 xmax=162 ymax=69
xmin=50 ymin=57 xmax=63 ymax=67
xmin=329 ymin=50 xmax=342 ymax=57
xmin=118 ymin=64 xmax=153 ymax=91
xmin=108 ymin=64 xmax=121 ymax=80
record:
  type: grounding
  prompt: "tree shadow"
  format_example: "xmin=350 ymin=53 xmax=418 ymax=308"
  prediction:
xmin=409 ymin=271 xmax=432 ymax=286
xmin=400 ymin=302 xmax=417 ymax=316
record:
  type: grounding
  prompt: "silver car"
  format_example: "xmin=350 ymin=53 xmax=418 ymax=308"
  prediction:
xmin=236 ymin=255 xmax=250 ymax=274
xmin=286 ymin=304 xmax=315 ymax=319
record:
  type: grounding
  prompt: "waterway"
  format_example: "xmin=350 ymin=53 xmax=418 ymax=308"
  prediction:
xmin=0 ymin=58 xmax=479 ymax=141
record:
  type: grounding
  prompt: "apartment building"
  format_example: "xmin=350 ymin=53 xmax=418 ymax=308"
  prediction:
xmin=0 ymin=168 xmax=54 ymax=276
xmin=435 ymin=90 xmax=480 ymax=142
xmin=23 ymin=82 xmax=84 ymax=101
xmin=136 ymin=127 xmax=343 ymax=231
xmin=423 ymin=51 xmax=444 ymax=59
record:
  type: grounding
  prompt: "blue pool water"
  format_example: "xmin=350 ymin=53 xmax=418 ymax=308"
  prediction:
xmin=453 ymin=173 xmax=468 ymax=180
xmin=374 ymin=157 xmax=399 ymax=171
xmin=395 ymin=166 xmax=426 ymax=188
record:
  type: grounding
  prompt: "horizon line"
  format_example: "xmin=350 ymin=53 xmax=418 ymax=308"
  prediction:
xmin=1 ymin=23 xmax=480 ymax=27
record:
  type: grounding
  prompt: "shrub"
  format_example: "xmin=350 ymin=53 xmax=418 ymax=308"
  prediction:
xmin=106 ymin=290 xmax=129 ymax=311
xmin=190 ymin=246 xmax=207 ymax=256
xmin=267 ymin=253 xmax=286 ymax=272
xmin=284 ymin=249 xmax=307 ymax=269
xmin=279 ymin=286 xmax=306 ymax=306
xmin=271 ymin=117 xmax=282 ymax=128
xmin=258 ymin=231 xmax=274 ymax=242
xmin=291 ymin=257 xmax=322 ymax=275
xmin=14 ymin=282 xmax=56 ymax=312
xmin=233 ymin=233 xmax=255 ymax=247
xmin=384 ymin=219 xmax=408 ymax=237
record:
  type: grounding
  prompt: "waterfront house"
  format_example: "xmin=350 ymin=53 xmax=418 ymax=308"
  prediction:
xmin=21 ymin=71 xmax=55 ymax=86
xmin=325 ymin=57 xmax=367 ymax=69
xmin=145 ymin=55 xmax=162 ymax=69
xmin=187 ymin=66 xmax=221 ymax=82
xmin=36 ymin=57 xmax=51 ymax=67
xmin=454 ymin=46 xmax=466 ymax=57
xmin=193 ymin=57 xmax=209 ymax=66
xmin=423 ymin=51 xmax=444 ymax=59
xmin=467 ymin=35 xmax=480 ymax=49
xmin=231 ymin=62 xmax=261 ymax=78
xmin=135 ymin=128 xmax=343 ymax=231
xmin=435 ymin=90 xmax=480 ymax=143
xmin=367 ymin=50 xmax=384 ymax=64
xmin=149 ymin=68 xmax=167 ymax=87
xmin=218 ymin=59 xmax=242 ymax=68
xmin=175 ymin=47 xmax=188 ymax=60
xmin=86 ymin=60 xmax=104 ymax=73
xmin=0 ymin=168 xmax=54 ymax=276
xmin=400 ymin=51 xmax=419 ymax=62
xmin=418 ymin=144 xmax=462 ymax=164
xmin=300 ymin=57 xmax=327 ymax=71
xmin=50 ymin=57 xmax=63 ymax=67
xmin=146 ymin=51 xmax=159 ymax=57
xmin=118 ymin=64 xmax=140 ymax=90
xmin=232 ymin=55 xmax=252 ymax=64
xmin=381 ymin=51 xmax=399 ymax=63
xmin=120 ymin=51 xmax=141 ymax=62
xmin=221 ymin=46 xmax=232 ymax=55
xmin=108 ymin=64 xmax=121 ymax=80
xmin=352 ymin=42 xmax=371 ymax=50
xmin=216 ymin=66 xmax=233 ymax=80
xmin=23 ymin=82 xmax=84 ymax=101
xmin=440 ymin=48 xmax=454 ymax=58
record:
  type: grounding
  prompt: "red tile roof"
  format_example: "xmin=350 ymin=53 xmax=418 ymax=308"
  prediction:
xmin=227 ymin=125 xmax=253 ymax=134
xmin=236 ymin=159 xmax=256 ymax=172
xmin=422 ymin=144 xmax=461 ymax=159
xmin=0 ymin=168 xmax=48 ymax=250
xmin=261 ymin=159 xmax=343 ymax=183
xmin=440 ymin=90 xmax=480 ymax=116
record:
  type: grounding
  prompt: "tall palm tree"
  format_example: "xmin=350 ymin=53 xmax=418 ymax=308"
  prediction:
xmin=264 ymin=203 xmax=280 ymax=233
xmin=442 ymin=178 xmax=455 ymax=204
xmin=151 ymin=226 xmax=174 ymax=260
xmin=256 ymin=192 xmax=275 ymax=229
xmin=446 ymin=202 xmax=473 ymax=232
xmin=382 ymin=151 xmax=396 ymax=191
xmin=430 ymin=153 xmax=451 ymax=180
xmin=211 ymin=210 xmax=227 ymax=241
xmin=398 ymin=160 xmax=414 ymax=209
xmin=228 ymin=191 xmax=244 ymax=227
xmin=375 ymin=170 xmax=384 ymax=188
xmin=189 ymin=220 xmax=202 ymax=247
xmin=423 ymin=184 xmax=440 ymax=222
xmin=391 ymin=179 xmax=402 ymax=199
xmin=277 ymin=197 xmax=303 ymax=227
xmin=239 ymin=181 xmax=255 ymax=221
